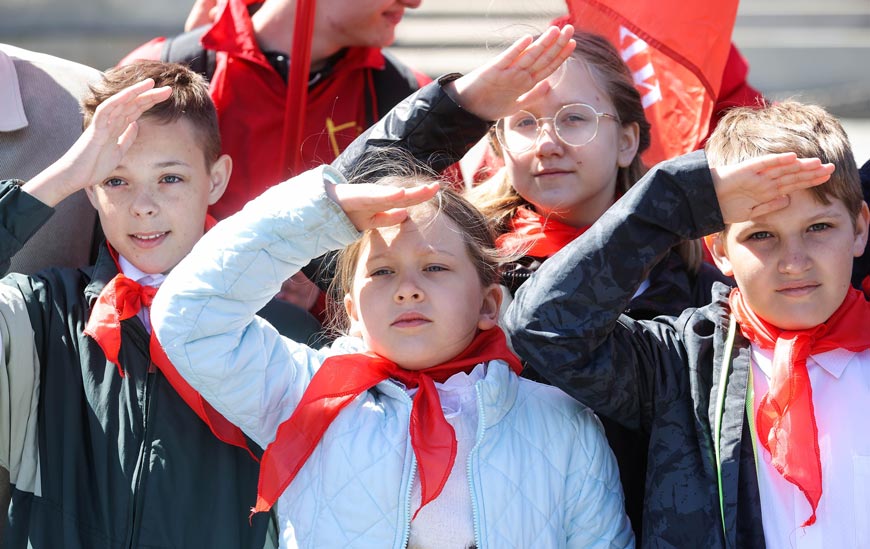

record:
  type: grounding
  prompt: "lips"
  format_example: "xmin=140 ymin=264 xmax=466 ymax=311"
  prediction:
xmin=382 ymin=9 xmax=403 ymax=26
xmin=130 ymin=231 xmax=169 ymax=249
xmin=533 ymin=168 xmax=573 ymax=177
xmin=391 ymin=311 xmax=431 ymax=328
xmin=776 ymin=282 xmax=820 ymax=297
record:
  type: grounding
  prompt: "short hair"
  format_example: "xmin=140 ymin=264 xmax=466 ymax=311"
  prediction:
xmin=81 ymin=61 xmax=221 ymax=166
xmin=328 ymin=149 xmax=502 ymax=335
xmin=706 ymin=101 xmax=863 ymax=224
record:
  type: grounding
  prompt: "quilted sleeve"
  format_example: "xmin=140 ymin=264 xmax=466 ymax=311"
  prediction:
xmin=505 ymin=152 xmax=724 ymax=431
xmin=151 ymin=166 xmax=361 ymax=448
xmin=565 ymin=408 xmax=634 ymax=548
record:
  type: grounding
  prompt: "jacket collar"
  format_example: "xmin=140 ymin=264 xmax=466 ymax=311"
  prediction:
xmin=83 ymin=243 xmax=120 ymax=305
xmin=708 ymin=282 xmax=760 ymax=547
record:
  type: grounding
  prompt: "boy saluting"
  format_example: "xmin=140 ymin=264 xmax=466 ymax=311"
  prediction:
xmin=505 ymin=101 xmax=869 ymax=548
xmin=0 ymin=62 xmax=270 ymax=547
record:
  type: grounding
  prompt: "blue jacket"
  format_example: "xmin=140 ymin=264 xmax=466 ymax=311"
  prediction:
xmin=152 ymin=166 xmax=634 ymax=548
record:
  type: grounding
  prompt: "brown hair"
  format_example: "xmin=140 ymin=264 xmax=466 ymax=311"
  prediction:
xmin=81 ymin=61 xmax=221 ymax=166
xmin=328 ymin=150 xmax=502 ymax=334
xmin=706 ymin=101 xmax=863 ymax=225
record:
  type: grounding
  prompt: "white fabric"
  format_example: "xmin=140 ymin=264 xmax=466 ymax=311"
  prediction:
xmin=406 ymin=365 xmax=482 ymax=549
xmin=151 ymin=166 xmax=634 ymax=549
xmin=0 ymin=49 xmax=28 ymax=131
xmin=750 ymin=346 xmax=870 ymax=549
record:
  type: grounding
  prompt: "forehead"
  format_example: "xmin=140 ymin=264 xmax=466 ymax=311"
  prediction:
xmin=728 ymin=189 xmax=851 ymax=234
xmin=361 ymin=210 xmax=469 ymax=257
xmin=118 ymin=117 xmax=210 ymax=169
xmin=521 ymin=58 xmax=610 ymax=112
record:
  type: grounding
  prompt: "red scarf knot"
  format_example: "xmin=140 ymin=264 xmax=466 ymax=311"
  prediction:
xmin=252 ymin=327 xmax=523 ymax=519
xmin=729 ymin=287 xmax=870 ymax=527
xmin=495 ymin=207 xmax=589 ymax=259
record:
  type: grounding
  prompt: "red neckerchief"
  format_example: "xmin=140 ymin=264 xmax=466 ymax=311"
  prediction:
xmin=729 ymin=286 xmax=870 ymax=526
xmin=496 ymin=207 xmax=590 ymax=258
xmin=83 ymin=216 xmax=255 ymax=459
xmin=252 ymin=327 xmax=523 ymax=518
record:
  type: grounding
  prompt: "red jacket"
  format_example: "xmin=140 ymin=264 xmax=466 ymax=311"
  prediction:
xmin=121 ymin=0 xmax=430 ymax=219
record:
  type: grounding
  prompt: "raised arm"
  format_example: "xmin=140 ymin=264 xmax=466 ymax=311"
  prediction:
xmin=504 ymin=151 xmax=831 ymax=429
xmin=151 ymin=167 xmax=437 ymax=447
xmin=333 ymin=25 xmax=575 ymax=179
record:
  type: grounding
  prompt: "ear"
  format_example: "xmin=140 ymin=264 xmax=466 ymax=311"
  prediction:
xmin=206 ymin=154 xmax=232 ymax=205
xmin=84 ymin=185 xmax=99 ymax=209
xmin=477 ymin=283 xmax=503 ymax=331
xmin=709 ymin=231 xmax=734 ymax=277
xmin=852 ymin=201 xmax=870 ymax=257
xmin=343 ymin=292 xmax=364 ymax=338
xmin=616 ymin=121 xmax=640 ymax=168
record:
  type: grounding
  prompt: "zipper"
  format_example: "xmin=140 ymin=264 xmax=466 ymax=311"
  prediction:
xmin=124 ymin=366 xmax=159 ymax=549
xmin=397 ymin=387 xmax=416 ymax=549
xmin=466 ymin=383 xmax=486 ymax=549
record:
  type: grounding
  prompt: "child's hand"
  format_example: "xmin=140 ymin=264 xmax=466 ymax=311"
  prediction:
xmin=711 ymin=152 xmax=835 ymax=224
xmin=325 ymin=181 xmax=440 ymax=232
xmin=446 ymin=24 xmax=576 ymax=122
xmin=22 ymin=79 xmax=172 ymax=207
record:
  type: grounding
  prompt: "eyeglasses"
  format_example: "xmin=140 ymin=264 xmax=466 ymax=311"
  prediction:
xmin=495 ymin=103 xmax=620 ymax=154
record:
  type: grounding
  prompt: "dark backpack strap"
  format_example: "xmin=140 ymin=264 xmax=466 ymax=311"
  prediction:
xmin=160 ymin=25 xmax=217 ymax=81
xmin=364 ymin=49 xmax=424 ymax=126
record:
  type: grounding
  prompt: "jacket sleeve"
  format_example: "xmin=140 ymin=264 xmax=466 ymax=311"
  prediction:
xmin=151 ymin=166 xmax=361 ymax=448
xmin=504 ymin=151 xmax=724 ymax=432
xmin=332 ymin=75 xmax=492 ymax=179
xmin=0 ymin=180 xmax=55 ymax=276
xmin=567 ymin=408 xmax=635 ymax=548
xmin=0 ymin=181 xmax=53 ymax=493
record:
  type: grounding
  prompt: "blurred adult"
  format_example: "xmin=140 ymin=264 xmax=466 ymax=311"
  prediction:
xmin=0 ymin=43 xmax=101 ymax=542
xmin=0 ymin=44 xmax=101 ymax=275
xmin=121 ymin=0 xmax=429 ymax=220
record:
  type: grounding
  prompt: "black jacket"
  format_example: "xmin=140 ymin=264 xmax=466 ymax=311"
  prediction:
xmin=504 ymin=152 xmax=766 ymax=548
xmin=0 ymin=181 xmax=270 ymax=548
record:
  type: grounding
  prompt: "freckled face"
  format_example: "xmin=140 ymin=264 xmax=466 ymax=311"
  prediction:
xmin=712 ymin=189 xmax=869 ymax=330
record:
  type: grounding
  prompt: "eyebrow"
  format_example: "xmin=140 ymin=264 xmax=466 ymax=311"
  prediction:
xmin=366 ymin=248 xmax=459 ymax=264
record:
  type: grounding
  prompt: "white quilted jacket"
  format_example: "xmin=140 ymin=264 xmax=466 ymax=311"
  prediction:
xmin=152 ymin=166 xmax=634 ymax=548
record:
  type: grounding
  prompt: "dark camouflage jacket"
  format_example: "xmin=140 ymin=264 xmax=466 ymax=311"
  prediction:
xmin=505 ymin=152 xmax=766 ymax=549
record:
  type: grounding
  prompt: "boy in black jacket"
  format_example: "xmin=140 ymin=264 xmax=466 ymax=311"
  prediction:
xmin=505 ymin=101 xmax=868 ymax=548
xmin=0 ymin=62 xmax=271 ymax=548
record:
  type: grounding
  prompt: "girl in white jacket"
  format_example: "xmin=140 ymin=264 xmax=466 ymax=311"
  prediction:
xmin=152 ymin=25 xmax=633 ymax=549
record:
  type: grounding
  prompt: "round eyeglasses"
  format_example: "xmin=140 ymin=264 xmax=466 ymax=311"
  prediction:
xmin=495 ymin=103 xmax=620 ymax=154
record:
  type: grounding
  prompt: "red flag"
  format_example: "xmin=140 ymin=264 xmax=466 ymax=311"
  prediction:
xmin=565 ymin=0 xmax=738 ymax=164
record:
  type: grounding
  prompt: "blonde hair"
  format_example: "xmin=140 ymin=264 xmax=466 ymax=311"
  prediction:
xmin=706 ymin=100 xmax=863 ymax=225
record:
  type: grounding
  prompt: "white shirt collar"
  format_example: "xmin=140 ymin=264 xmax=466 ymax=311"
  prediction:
xmin=0 ymin=49 xmax=29 ymax=132
xmin=751 ymin=345 xmax=856 ymax=380
xmin=117 ymin=255 xmax=166 ymax=288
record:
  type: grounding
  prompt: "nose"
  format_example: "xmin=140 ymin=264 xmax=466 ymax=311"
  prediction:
xmin=394 ymin=274 xmax=424 ymax=303
xmin=130 ymin=188 xmax=159 ymax=217
xmin=401 ymin=0 xmax=422 ymax=8
xmin=534 ymin=121 xmax=564 ymax=157
xmin=778 ymin=237 xmax=812 ymax=274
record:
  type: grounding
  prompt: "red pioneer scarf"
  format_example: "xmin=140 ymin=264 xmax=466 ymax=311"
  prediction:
xmin=83 ymin=218 xmax=255 ymax=458
xmin=496 ymin=207 xmax=589 ymax=258
xmin=729 ymin=286 xmax=870 ymax=526
xmin=252 ymin=327 xmax=523 ymax=518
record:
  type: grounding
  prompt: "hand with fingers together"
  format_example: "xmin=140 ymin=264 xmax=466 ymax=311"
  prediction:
xmin=447 ymin=24 xmax=577 ymax=122
xmin=711 ymin=152 xmax=836 ymax=224
xmin=22 ymin=79 xmax=172 ymax=207
xmin=325 ymin=180 xmax=441 ymax=232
